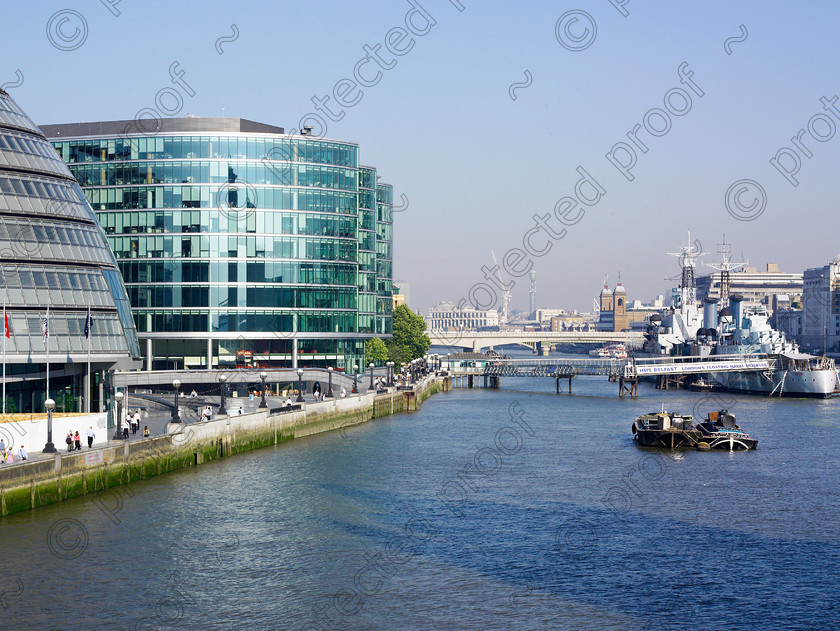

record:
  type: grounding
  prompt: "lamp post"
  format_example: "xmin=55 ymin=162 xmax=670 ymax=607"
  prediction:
xmin=172 ymin=379 xmax=181 ymax=422
xmin=43 ymin=398 xmax=57 ymax=453
xmin=369 ymin=362 xmax=375 ymax=390
xmin=218 ymin=374 xmax=228 ymax=416
xmin=326 ymin=366 xmax=334 ymax=398
xmin=386 ymin=361 xmax=394 ymax=387
xmin=352 ymin=364 xmax=359 ymax=394
xmin=296 ymin=368 xmax=304 ymax=402
xmin=112 ymin=391 xmax=124 ymax=440
xmin=259 ymin=371 xmax=268 ymax=408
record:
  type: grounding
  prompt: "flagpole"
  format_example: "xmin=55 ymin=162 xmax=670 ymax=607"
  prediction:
xmin=86 ymin=304 xmax=91 ymax=414
xmin=2 ymin=303 xmax=6 ymax=416
xmin=45 ymin=303 xmax=50 ymax=407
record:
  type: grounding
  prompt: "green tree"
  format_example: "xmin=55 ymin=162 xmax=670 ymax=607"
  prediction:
xmin=392 ymin=304 xmax=431 ymax=361
xmin=365 ymin=337 xmax=389 ymax=366
xmin=385 ymin=337 xmax=408 ymax=365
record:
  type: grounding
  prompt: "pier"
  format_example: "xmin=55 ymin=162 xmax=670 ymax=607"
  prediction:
xmin=445 ymin=354 xmax=775 ymax=397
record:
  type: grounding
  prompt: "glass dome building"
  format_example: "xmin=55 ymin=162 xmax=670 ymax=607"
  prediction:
xmin=0 ymin=90 xmax=140 ymax=413
xmin=41 ymin=117 xmax=394 ymax=371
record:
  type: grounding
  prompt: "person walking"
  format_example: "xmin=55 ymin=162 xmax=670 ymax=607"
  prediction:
xmin=17 ymin=445 xmax=26 ymax=461
xmin=74 ymin=431 xmax=82 ymax=451
xmin=87 ymin=427 xmax=95 ymax=448
xmin=122 ymin=416 xmax=130 ymax=439
xmin=133 ymin=410 xmax=141 ymax=434
xmin=65 ymin=431 xmax=73 ymax=452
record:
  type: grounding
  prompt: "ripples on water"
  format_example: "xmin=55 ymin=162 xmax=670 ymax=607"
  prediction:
xmin=2 ymin=369 xmax=840 ymax=630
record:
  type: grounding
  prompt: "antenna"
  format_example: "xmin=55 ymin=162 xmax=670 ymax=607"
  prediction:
xmin=491 ymin=250 xmax=511 ymax=325
xmin=708 ymin=235 xmax=745 ymax=308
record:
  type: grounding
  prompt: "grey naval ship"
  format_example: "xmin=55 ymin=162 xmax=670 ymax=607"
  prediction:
xmin=642 ymin=235 xmax=836 ymax=397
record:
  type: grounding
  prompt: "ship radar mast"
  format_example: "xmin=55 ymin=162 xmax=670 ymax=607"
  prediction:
xmin=667 ymin=230 xmax=705 ymax=310
xmin=707 ymin=235 xmax=745 ymax=308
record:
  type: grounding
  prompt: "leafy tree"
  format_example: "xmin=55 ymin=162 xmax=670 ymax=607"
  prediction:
xmin=385 ymin=338 xmax=408 ymax=365
xmin=365 ymin=337 xmax=389 ymax=366
xmin=392 ymin=304 xmax=431 ymax=361
xmin=2 ymin=396 xmax=16 ymax=414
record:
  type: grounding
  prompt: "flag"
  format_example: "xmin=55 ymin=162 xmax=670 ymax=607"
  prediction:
xmin=84 ymin=312 xmax=91 ymax=339
xmin=3 ymin=305 xmax=8 ymax=339
xmin=42 ymin=313 xmax=49 ymax=344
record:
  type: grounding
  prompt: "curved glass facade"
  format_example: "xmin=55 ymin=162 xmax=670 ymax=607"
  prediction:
xmin=0 ymin=91 xmax=140 ymax=412
xmin=44 ymin=119 xmax=394 ymax=370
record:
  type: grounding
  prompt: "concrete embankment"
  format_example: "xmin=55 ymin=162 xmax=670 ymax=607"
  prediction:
xmin=0 ymin=375 xmax=451 ymax=517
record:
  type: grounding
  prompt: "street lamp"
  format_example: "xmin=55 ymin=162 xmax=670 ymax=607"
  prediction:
xmin=326 ymin=366 xmax=334 ymax=398
xmin=296 ymin=368 xmax=305 ymax=402
xmin=352 ymin=364 xmax=359 ymax=394
xmin=172 ymin=379 xmax=181 ymax=422
xmin=369 ymin=362 xmax=375 ymax=390
xmin=218 ymin=374 xmax=228 ymax=416
xmin=43 ymin=398 xmax=57 ymax=453
xmin=259 ymin=371 xmax=268 ymax=408
xmin=112 ymin=391 xmax=125 ymax=440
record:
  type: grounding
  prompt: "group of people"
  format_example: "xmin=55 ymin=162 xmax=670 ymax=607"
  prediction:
xmin=0 ymin=438 xmax=26 ymax=463
xmin=65 ymin=427 xmax=97 ymax=451
xmin=121 ymin=411 xmax=149 ymax=439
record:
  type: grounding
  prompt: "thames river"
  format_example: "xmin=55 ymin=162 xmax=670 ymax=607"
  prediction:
xmin=2 ymin=372 xmax=839 ymax=630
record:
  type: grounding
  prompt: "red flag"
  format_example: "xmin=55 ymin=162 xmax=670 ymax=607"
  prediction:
xmin=3 ymin=306 xmax=8 ymax=339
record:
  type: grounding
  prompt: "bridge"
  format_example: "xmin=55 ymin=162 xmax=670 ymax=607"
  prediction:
xmin=428 ymin=330 xmax=646 ymax=353
xmin=445 ymin=354 xmax=775 ymax=397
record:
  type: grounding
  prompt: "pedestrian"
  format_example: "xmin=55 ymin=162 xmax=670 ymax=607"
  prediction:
xmin=190 ymin=389 xmax=198 ymax=398
xmin=133 ymin=410 xmax=141 ymax=433
xmin=87 ymin=426 xmax=95 ymax=448
xmin=340 ymin=387 xmax=346 ymax=398
xmin=5 ymin=449 xmax=13 ymax=464
xmin=0 ymin=438 xmax=5 ymax=454
xmin=17 ymin=445 xmax=26 ymax=461
xmin=143 ymin=426 xmax=150 ymax=438
xmin=202 ymin=405 xmax=212 ymax=422
xmin=65 ymin=431 xmax=73 ymax=452
xmin=74 ymin=431 xmax=82 ymax=451
xmin=122 ymin=416 xmax=130 ymax=439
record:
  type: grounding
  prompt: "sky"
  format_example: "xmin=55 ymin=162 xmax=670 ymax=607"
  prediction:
xmin=3 ymin=0 xmax=840 ymax=314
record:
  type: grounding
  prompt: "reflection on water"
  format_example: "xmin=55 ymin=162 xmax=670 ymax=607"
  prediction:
xmin=2 ymin=370 xmax=839 ymax=630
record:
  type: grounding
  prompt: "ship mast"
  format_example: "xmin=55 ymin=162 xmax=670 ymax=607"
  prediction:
xmin=667 ymin=230 xmax=704 ymax=310
xmin=707 ymin=235 xmax=745 ymax=309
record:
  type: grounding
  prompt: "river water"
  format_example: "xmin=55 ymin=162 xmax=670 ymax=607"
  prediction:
xmin=2 ymin=369 xmax=840 ymax=630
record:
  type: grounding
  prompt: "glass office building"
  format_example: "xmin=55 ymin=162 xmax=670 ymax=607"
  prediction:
xmin=0 ymin=90 xmax=140 ymax=413
xmin=42 ymin=118 xmax=394 ymax=371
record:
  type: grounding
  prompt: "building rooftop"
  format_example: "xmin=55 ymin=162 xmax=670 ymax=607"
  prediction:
xmin=40 ymin=117 xmax=285 ymax=138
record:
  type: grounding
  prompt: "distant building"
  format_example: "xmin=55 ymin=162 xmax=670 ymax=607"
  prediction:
xmin=393 ymin=280 xmax=410 ymax=307
xmin=696 ymin=263 xmax=802 ymax=314
xmin=802 ymin=258 xmax=840 ymax=352
xmin=425 ymin=301 xmax=499 ymax=330
xmin=549 ymin=315 xmax=587 ymax=331
xmin=596 ymin=280 xmax=654 ymax=332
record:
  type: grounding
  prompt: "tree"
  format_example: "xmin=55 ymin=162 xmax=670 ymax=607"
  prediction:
xmin=392 ymin=304 xmax=431 ymax=361
xmin=385 ymin=337 xmax=408 ymax=365
xmin=365 ymin=337 xmax=389 ymax=366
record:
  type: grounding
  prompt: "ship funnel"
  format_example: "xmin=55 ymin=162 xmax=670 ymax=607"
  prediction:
xmin=730 ymin=294 xmax=744 ymax=329
xmin=704 ymin=297 xmax=718 ymax=331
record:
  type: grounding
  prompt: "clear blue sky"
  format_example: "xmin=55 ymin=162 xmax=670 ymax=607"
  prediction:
xmin=4 ymin=0 xmax=839 ymax=313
